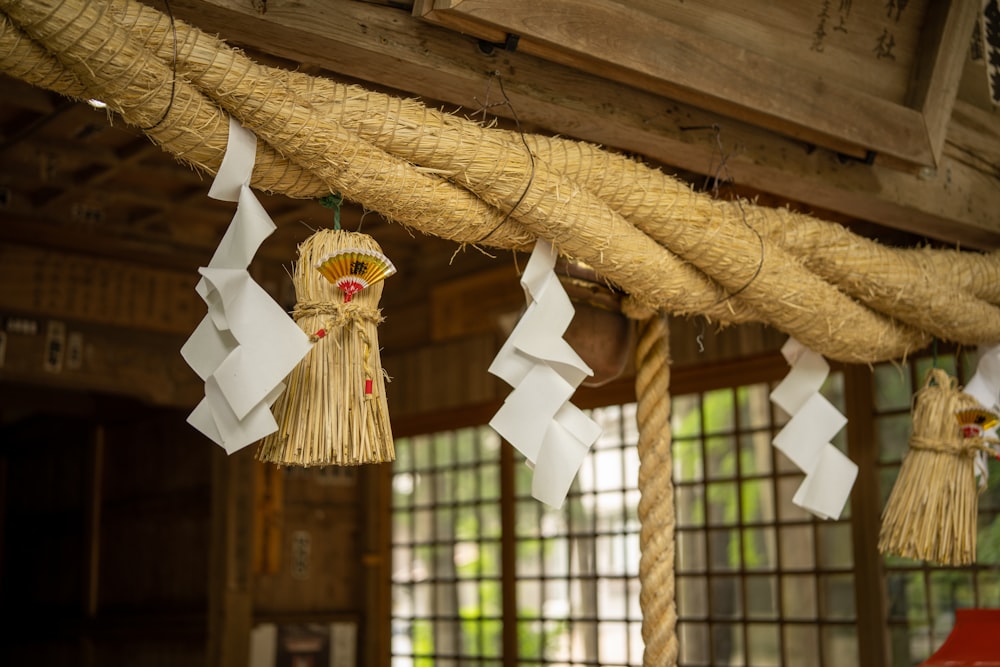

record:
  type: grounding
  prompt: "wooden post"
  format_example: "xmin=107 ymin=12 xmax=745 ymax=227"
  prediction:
xmin=208 ymin=448 xmax=255 ymax=667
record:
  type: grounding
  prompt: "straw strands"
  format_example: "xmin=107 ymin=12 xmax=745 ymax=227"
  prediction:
xmin=258 ymin=230 xmax=394 ymax=467
xmin=878 ymin=369 xmax=992 ymax=565
xmin=2 ymin=0 xmax=1000 ymax=364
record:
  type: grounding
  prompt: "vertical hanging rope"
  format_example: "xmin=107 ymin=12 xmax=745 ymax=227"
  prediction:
xmin=635 ymin=314 xmax=679 ymax=666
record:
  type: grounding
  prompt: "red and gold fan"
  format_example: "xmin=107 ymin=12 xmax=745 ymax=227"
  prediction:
xmin=316 ymin=247 xmax=396 ymax=302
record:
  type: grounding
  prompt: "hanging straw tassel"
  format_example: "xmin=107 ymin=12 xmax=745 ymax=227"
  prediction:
xmin=258 ymin=229 xmax=394 ymax=466
xmin=878 ymin=368 xmax=995 ymax=565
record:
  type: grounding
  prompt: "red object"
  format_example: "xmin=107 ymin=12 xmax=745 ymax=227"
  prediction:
xmin=339 ymin=279 xmax=364 ymax=302
xmin=918 ymin=609 xmax=1000 ymax=666
xmin=314 ymin=329 xmax=326 ymax=339
xmin=365 ymin=378 xmax=373 ymax=395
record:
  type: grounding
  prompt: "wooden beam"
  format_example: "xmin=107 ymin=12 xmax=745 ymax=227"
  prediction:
xmin=0 ymin=314 xmax=202 ymax=407
xmin=419 ymin=0 xmax=966 ymax=168
xmin=164 ymin=0 xmax=999 ymax=247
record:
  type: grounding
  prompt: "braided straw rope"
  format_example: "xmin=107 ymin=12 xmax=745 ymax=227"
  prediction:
xmin=9 ymin=0 xmax=1000 ymax=363
xmin=636 ymin=315 xmax=678 ymax=667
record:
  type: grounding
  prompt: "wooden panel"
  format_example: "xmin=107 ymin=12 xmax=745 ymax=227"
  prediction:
xmin=0 ymin=313 xmax=202 ymax=408
xmin=419 ymin=0 xmax=978 ymax=168
xmin=430 ymin=265 xmax=523 ymax=341
xmin=0 ymin=243 xmax=202 ymax=335
xmin=98 ymin=412 xmax=212 ymax=611
xmin=384 ymin=334 xmax=502 ymax=417
xmin=252 ymin=466 xmax=360 ymax=615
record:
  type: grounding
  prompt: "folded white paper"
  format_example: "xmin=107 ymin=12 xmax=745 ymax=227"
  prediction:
xmin=488 ymin=240 xmax=600 ymax=508
xmin=961 ymin=344 xmax=1000 ymax=486
xmin=770 ymin=337 xmax=856 ymax=519
xmin=964 ymin=344 xmax=1000 ymax=414
xmin=181 ymin=116 xmax=311 ymax=453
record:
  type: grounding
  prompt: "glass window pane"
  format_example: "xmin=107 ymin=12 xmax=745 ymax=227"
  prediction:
xmin=676 ymin=485 xmax=704 ymax=528
xmin=711 ymin=575 xmax=742 ymax=619
xmin=599 ymin=621 xmax=630 ymax=665
xmin=709 ymin=528 xmax=740 ymax=571
xmin=916 ymin=355 xmax=956 ymax=381
xmin=674 ymin=439 xmax=704 ymax=482
xmin=977 ymin=570 xmax=1000 ymax=606
xmin=747 ymin=622 xmax=780 ymax=667
xmin=741 ymin=480 xmax=775 ymax=524
xmin=929 ymin=570 xmax=973 ymax=623
xmin=782 ymin=574 xmax=817 ymax=619
xmin=704 ymin=388 xmax=736 ymax=434
xmin=874 ymin=362 xmax=912 ymax=411
xmin=743 ymin=527 xmax=776 ymax=571
xmin=745 ymin=574 xmax=778 ymax=619
xmin=820 ymin=573 xmax=856 ymax=620
xmin=779 ymin=525 xmax=815 ymax=570
xmin=817 ymin=522 xmax=854 ymax=569
xmin=706 ymin=435 xmax=737 ymax=480
xmin=707 ymin=481 xmax=738 ymax=525
xmin=677 ymin=529 xmax=707 ymax=573
xmin=679 ymin=621 xmax=709 ymax=665
xmin=672 ymin=394 xmax=702 ymax=437
xmin=678 ymin=575 xmax=708 ymax=617
xmin=822 ymin=625 xmax=859 ymax=667
xmin=738 ymin=384 xmax=772 ymax=429
xmin=776 ymin=476 xmax=812 ymax=521
xmin=740 ymin=430 xmax=773 ymax=476
xmin=784 ymin=625 xmax=820 ymax=667
xmin=876 ymin=414 xmax=912 ymax=464
xmin=712 ymin=623 xmax=745 ymax=666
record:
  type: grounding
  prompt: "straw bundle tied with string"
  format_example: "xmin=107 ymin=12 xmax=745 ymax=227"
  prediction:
xmin=258 ymin=228 xmax=394 ymax=467
xmin=879 ymin=368 xmax=999 ymax=565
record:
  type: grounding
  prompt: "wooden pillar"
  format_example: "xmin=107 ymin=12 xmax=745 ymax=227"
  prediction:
xmin=208 ymin=448 xmax=255 ymax=667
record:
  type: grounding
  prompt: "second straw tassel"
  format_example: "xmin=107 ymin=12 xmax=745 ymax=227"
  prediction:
xmin=258 ymin=229 xmax=396 ymax=466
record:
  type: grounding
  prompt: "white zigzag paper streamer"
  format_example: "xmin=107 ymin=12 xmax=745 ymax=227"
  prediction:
xmin=488 ymin=240 xmax=602 ymax=508
xmin=769 ymin=338 xmax=857 ymax=519
xmin=960 ymin=343 xmax=1000 ymax=486
xmin=181 ymin=117 xmax=311 ymax=454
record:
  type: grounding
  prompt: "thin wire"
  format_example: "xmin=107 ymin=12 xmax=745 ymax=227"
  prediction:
xmin=474 ymin=72 xmax=536 ymax=245
xmin=139 ymin=0 xmax=177 ymax=131
xmin=681 ymin=123 xmax=765 ymax=305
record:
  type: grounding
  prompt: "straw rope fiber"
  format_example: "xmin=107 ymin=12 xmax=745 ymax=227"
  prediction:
xmin=257 ymin=229 xmax=394 ymax=467
xmin=878 ymin=368 xmax=991 ymax=566
xmin=6 ymin=0 xmax=1000 ymax=364
xmin=635 ymin=315 xmax=678 ymax=666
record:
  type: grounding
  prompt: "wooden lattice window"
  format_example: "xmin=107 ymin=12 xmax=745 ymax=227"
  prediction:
xmin=389 ymin=352 xmax=1000 ymax=666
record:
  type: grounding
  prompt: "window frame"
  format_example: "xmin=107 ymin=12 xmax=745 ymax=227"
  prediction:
xmin=376 ymin=349 xmax=996 ymax=667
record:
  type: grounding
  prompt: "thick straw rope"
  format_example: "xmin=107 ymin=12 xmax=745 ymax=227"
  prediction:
xmin=108 ymin=7 xmax=935 ymax=359
xmin=635 ymin=315 xmax=678 ymax=667
xmin=9 ymin=0 xmax=1000 ymax=362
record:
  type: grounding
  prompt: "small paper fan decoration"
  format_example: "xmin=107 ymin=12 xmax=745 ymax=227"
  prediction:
xmin=316 ymin=247 xmax=396 ymax=302
xmin=956 ymin=407 xmax=1000 ymax=438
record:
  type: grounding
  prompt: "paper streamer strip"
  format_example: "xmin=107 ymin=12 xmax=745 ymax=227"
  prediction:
xmin=181 ymin=117 xmax=311 ymax=453
xmin=769 ymin=338 xmax=857 ymax=519
xmin=488 ymin=240 xmax=602 ymax=508
xmin=959 ymin=343 xmax=1000 ymax=485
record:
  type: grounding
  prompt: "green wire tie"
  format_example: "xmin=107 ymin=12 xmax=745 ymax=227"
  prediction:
xmin=319 ymin=192 xmax=344 ymax=230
